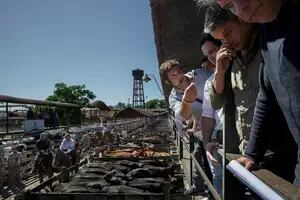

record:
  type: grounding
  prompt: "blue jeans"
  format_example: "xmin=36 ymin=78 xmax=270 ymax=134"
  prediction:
xmin=293 ymin=150 xmax=300 ymax=186
xmin=207 ymin=146 xmax=222 ymax=195
xmin=193 ymin=140 xmax=205 ymax=190
xmin=192 ymin=138 xmax=212 ymax=190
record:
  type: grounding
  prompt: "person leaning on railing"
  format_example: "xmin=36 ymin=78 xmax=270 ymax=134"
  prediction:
xmin=199 ymin=33 xmax=223 ymax=195
xmin=204 ymin=4 xmax=261 ymax=155
xmin=160 ymin=59 xmax=212 ymax=196
xmin=197 ymin=0 xmax=300 ymax=186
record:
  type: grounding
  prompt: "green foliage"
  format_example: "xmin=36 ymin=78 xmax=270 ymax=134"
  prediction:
xmin=126 ymin=103 xmax=133 ymax=108
xmin=145 ymin=99 xmax=167 ymax=109
xmin=115 ymin=102 xmax=127 ymax=109
xmin=46 ymin=82 xmax=96 ymax=107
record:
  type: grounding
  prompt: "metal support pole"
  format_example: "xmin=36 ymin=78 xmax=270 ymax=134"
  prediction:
xmin=90 ymin=109 xmax=92 ymax=124
xmin=148 ymin=74 xmax=164 ymax=96
xmin=189 ymin=134 xmax=195 ymax=185
xmin=6 ymin=102 xmax=8 ymax=135
xmin=179 ymin=139 xmax=183 ymax=159
xmin=163 ymin=182 xmax=171 ymax=200
xmin=181 ymin=137 xmax=222 ymax=200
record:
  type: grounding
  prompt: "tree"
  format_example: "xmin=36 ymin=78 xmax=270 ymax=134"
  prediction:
xmin=46 ymin=82 xmax=96 ymax=107
xmin=145 ymin=99 xmax=167 ymax=109
xmin=115 ymin=102 xmax=127 ymax=109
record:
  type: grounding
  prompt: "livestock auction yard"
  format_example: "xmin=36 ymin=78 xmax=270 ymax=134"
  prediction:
xmin=2 ymin=0 xmax=300 ymax=200
xmin=0 ymin=98 xmax=197 ymax=200
xmin=1 ymin=94 xmax=298 ymax=200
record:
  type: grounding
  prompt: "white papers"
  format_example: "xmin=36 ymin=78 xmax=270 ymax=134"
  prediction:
xmin=227 ymin=160 xmax=285 ymax=200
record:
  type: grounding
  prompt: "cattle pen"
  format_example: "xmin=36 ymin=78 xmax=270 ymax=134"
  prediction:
xmin=10 ymin=109 xmax=192 ymax=200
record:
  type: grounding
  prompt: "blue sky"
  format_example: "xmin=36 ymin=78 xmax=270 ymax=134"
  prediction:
xmin=0 ymin=0 xmax=162 ymax=106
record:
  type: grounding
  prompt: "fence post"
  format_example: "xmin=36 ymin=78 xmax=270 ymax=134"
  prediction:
xmin=163 ymin=182 xmax=171 ymax=200
xmin=60 ymin=167 xmax=70 ymax=183
xmin=0 ymin=147 xmax=3 ymax=195
xmin=15 ymin=189 xmax=30 ymax=200
xmin=179 ymin=139 xmax=183 ymax=160
xmin=190 ymin=134 xmax=195 ymax=186
xmin=6 ymin=102 xmax=9 ymax=135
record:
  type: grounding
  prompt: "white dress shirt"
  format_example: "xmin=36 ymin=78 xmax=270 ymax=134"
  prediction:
xmin=60 ymin=138 xmax=75 ymax=152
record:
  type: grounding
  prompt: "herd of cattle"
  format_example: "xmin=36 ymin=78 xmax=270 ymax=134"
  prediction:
xmin=0 ymin=117 xmax=185 ymax=199
xmin=54 ymin=159 xmax=183 ymax=194
xmin=38 ymin=118 xmax=184 ymax=196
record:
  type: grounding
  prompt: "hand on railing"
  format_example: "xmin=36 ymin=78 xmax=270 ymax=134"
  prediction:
xmin=236 ymin=156 xmax=256 ymax=170
xmin=185 ymin=128 xmax=195 ymax=136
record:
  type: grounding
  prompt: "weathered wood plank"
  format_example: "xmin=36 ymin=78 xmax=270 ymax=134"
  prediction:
xmin=221 ymin=151 xmax=299 ymax=200
xmin=253 ymin=169 xmax=300 ymax=200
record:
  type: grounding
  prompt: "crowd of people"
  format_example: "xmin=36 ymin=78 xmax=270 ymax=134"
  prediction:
xmin=164 ymin=0 xmax=300 ymax=197
xmin=30 ymin=132 xmax=76 ymax=173
xmin=31 ymin=123 xmax=116 ymax=174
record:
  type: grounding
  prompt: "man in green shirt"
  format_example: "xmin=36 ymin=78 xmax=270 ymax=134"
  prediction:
xmin=204 ymin=5 xmax=261 ymax=154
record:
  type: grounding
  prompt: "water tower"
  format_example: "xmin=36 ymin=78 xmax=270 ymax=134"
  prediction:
xmin=132 ymin=69 xmax=145 ymax=108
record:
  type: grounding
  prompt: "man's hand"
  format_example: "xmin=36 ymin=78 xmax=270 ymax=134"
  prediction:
xmin=215 ymin=45 xmax=236 ymax=75
xmin=204 ymin=142 xmax=219 ymax=165
xmin=236 ymin=156 xmax=255 ymax=170
xmin=182 ymin=83 xmax=197 ymax=103
xmin=205 ymin=142 xmax=218 ymax=152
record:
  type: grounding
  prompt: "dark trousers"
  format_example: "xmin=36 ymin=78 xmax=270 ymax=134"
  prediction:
xmin=67 ymin=150 xmax=76 ymax=165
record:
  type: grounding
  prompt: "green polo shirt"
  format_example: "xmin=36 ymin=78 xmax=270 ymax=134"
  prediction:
xmin=208 ymin=31 xmax=262 ymax=153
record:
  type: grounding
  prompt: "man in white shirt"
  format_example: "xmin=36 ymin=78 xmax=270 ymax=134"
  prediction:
xmin=60 ymin=133 xmax=76 ymax=164
xmin=161 ymin=59 xmax=211 ymax=196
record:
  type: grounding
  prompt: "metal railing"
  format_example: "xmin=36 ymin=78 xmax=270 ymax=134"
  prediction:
xmin=171 ymin=116 xmax=222 ymax=200
xmin=180 ymin=135 xmax=222 ymax=200
xmin=171 ymin=115 xmax=299 ymax=200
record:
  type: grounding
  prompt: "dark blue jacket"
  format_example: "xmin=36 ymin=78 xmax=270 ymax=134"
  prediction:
xmin=246 ymin=0 xmax=300 ymax=177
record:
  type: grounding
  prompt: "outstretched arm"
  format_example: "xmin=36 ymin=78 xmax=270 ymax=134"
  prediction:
xmin=237 ymin=64 xmax=271 ymax=168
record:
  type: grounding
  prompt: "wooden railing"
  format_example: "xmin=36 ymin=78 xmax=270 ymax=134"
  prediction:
xmin=224 ymin=152 xmax=300 ymax=200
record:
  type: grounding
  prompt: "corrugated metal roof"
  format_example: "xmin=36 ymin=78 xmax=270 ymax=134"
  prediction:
xmin=150 ymin=0 xmax=206 ymax=98
xmin=88 ymin=100 xmax=110 ymax=110
xmin=113 ymin=107 xmax=157 ymax=118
